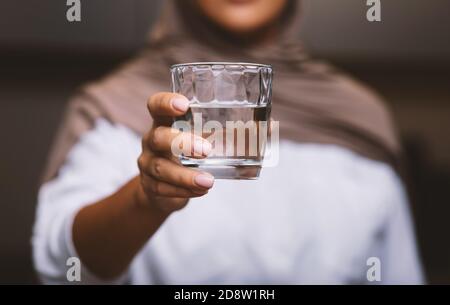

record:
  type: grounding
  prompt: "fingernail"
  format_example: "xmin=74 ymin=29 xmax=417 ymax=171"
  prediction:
xmin=193 ymin=139 xmax=212 ymax=156
xmin=172 ymin=98 xmax=189 ymax=112
xmin=194 ymin=173 xmax=214 ymax=188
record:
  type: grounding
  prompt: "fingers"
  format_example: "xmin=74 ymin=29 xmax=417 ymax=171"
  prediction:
xmin=141 ymin=174 xmax=209 ymax=198
xmin=140 ymin=92 xmax=215 ymax=204
xmin=144 ymin=126 xmax=211 ymax=158
xmin=147 ymin=92 xmax=189 ymax=124
xmin=138 ymin=154 xmax=215 ymax=192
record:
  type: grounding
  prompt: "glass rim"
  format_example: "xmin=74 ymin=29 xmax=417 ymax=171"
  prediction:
xmin=170 ymin=62 xmax=272 ymax=69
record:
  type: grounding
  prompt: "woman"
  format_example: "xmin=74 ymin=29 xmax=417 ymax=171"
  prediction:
xmin=33 ymin=0 xmax=423 ymax=284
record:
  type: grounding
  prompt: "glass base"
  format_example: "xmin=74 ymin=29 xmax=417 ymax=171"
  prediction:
xmin=181 ymin=157 xmax=262 ymax=179
xmin=184 ymin=164 xmax=261 ymax=180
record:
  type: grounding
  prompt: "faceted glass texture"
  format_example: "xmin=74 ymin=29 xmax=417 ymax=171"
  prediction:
xmin=171 ymin=62 xmax=273 ymax=106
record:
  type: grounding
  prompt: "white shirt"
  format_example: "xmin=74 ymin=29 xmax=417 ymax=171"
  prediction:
xmin=32 ymin=119 xmax=424 ymax=284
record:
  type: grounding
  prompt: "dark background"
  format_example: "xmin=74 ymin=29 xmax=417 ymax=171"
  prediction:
xmin=0 ymin=0 xmax=449 ymax=284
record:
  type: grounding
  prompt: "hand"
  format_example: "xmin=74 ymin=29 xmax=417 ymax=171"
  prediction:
xmin=136 ymin=92 xmax=214 ymax=214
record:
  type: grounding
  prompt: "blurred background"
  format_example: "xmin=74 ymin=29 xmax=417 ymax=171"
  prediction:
xmin=0 ymin=0 xmax=449 ymax=284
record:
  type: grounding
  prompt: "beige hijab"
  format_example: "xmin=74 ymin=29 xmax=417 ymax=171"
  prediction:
xmin=42 ymin=0 xmax=400 ymax=182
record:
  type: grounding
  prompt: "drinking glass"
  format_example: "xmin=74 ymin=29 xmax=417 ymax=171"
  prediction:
xmin=171 ymin=62 xmax=273 ymax=179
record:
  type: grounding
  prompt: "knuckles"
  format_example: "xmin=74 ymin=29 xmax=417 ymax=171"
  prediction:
xmin=152 ymin=158 xmax=163 ymax=178
xmin=137 ymin=154 xmax=147 ymax=171
xmin=150 ymin=126 xmax=163 ymax=149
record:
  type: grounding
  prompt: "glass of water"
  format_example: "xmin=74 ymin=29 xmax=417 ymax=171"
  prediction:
xmin=171 ymin=62 xmax=273 ymax=179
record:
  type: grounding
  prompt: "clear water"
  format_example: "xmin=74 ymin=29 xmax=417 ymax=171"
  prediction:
xmin=175 ymin=103 xmax=271 ymax=179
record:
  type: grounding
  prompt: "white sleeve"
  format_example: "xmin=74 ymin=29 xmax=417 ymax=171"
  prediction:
xmin=32 ymin=119 xmax=140 ymax=284
xmin=378 ymin=172 xmax=425 ymax=285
